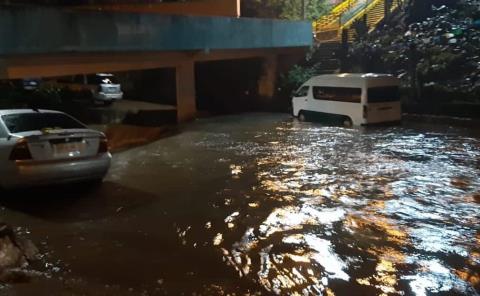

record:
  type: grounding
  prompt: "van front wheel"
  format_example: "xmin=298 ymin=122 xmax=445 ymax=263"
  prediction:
xmin=298 ymin=112 xmax=307 ymax=122
xmin=343 ymin=117 xmax=353 ymax=127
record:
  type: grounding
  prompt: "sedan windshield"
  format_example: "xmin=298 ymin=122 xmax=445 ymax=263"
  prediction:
xmin=2 ymin=112 xmax=85 ymax=133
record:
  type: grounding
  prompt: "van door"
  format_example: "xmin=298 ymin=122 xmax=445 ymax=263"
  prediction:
xmin=366 ymin=86 xmax=402 ymax=124
xmin=292 ymin=85 xmax=310 ymax=117
xmin=310 ymin=86 xmax=363 ymax=124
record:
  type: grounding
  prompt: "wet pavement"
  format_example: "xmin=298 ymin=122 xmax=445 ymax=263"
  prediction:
xmin=1 ymin=113 xmax=479 ymax=295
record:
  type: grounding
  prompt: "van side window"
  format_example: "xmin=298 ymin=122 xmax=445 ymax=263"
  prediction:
xmin=313 ymin=87 xmax=361 ymax=103
xmin=295 ymin=86 xmax=310 ymax=97
xmin=368 ymin=86 xmax=400 ymax=103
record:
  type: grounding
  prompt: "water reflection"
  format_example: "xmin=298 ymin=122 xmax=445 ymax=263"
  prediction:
xmin=195 ymin=120 xmax=480 ymax=295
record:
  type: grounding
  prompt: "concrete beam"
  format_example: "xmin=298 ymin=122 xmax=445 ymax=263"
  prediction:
xmin=194 ymin=47 xmax=306 ymax=62
xmin=176 ymin=60 xmax=197 ymax=122
xmin=1 ymin=52 xmax=192 ymax=79
xmin=0 ymin=7 xmax=312 ymax=56
xmin=77 ymin=0 xmax=240 ymax=18
xmin=0 ymin=48 xmax=307 ymax=79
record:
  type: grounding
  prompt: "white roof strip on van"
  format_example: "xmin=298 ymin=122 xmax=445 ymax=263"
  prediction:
xmin=306 ymin=73 xmax=399 ymax=88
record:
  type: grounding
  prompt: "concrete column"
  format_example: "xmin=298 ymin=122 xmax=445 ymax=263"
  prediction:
xmin=258 ymin=55 xmax=278 ymax=99
xmin=176 ymin=60 xmax=196 ymax=122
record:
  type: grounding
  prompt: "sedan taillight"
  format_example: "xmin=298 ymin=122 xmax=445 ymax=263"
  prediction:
xmin=9 ymin=140 xmax=32 ymax=161
xmin=98 ymin=137 xmax=109 ymax=154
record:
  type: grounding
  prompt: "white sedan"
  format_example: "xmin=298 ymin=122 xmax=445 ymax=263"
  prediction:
xmin=0 ymin=109 xmax=111 ymax=188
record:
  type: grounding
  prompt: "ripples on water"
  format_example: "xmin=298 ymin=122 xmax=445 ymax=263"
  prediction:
xmin=196 ymin=119 xmax=480 ymax=295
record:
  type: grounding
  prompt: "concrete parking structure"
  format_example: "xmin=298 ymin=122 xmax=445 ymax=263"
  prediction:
xmin=0 ymin=3 xmax=312 ymax=121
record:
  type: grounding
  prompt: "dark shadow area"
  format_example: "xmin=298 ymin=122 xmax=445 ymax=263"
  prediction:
xmin=1 ymin=67 xmax=178 ymax=127
xmin=123 ymin=109 xmax=177 ymax=126
xmin=115 ymin=68 xmax=177 ymax=106
xmin=0 ymin=181 xmax=157 ymax=223
xmin=299 ymin=110 xmax=352 ymax=126
xmin=403 ymin=103 xmax=480 ymax=119
xmin=195 ymin=58 xmax=263 ymax=115
xmin=0 ymin=179 xmax=260 ymax=295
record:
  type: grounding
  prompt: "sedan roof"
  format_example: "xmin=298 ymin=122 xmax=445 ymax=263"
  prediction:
xmin=0 ymin=109 xmax=63 ymax=116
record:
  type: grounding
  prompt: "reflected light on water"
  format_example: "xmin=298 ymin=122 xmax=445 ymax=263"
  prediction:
xmin=195 ymin=121 xmax=480 ymax=295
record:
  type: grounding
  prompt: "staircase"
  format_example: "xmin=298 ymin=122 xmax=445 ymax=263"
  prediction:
xmin=314 ymin=0 xmax=359 ymax=42
xmin=314 ymin=0 xmax=404 ymax=43
xmin=310 ymin=42 xmax=342 ymax=74
xmin=312 ymin=0 xmax=404 ymax=73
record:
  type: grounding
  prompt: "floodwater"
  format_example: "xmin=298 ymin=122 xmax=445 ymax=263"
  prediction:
xmin=1 ymin=113 xmax=479 ymax=295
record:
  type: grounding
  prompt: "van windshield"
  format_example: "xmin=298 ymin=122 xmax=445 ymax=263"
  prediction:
xmin=368 ymin=86 xmax=400 ymax=103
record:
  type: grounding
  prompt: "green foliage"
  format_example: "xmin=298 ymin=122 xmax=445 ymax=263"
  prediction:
xmin=280 ymin=65 xmax=317 ymax=94
xmin=417 ymin=50 xmax=465 ymax=81
xmin=280 ymin=0 xmax=331 ymax=20
xmin=0 ymin=84 xmax=66 ymax=109
xmin=243 ymin=0 xmax=331 ymax=20
xmin=29 ymin=86 xmax=63 ymax=108
xmin=405 ymin=0 xmax=435 ymax=23
xmin=352 ymin=18 xmax=369 ymax=41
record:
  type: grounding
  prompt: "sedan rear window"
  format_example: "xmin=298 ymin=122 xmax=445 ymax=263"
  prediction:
xmin=2 ymin=113 xmax=85 ymax=133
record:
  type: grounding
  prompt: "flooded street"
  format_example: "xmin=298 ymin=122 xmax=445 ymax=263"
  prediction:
xmin=1 ymin=113 xmax=479 ymax=295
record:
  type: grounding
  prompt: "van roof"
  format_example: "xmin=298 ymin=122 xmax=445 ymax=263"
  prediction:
xmin=307 ymin=73 xmax=399 ymax=88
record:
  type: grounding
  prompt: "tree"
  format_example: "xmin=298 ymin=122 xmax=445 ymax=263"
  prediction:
xmin=405 ymin=0 xmax=433 ymax=23
xmin=242 ymin=0 xmax=331 ymax=21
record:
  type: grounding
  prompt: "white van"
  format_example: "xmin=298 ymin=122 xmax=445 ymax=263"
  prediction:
xmin=292 ymin=73 xmax=401 ymax=125
xmin=50 ymin=73 xmax=123 ymax=106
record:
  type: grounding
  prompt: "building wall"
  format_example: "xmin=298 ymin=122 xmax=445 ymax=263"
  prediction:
xmin=0 ymin=6 xmax=312 ymax=55
xmin=77 ymin=0 xmax=240 ymax=17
